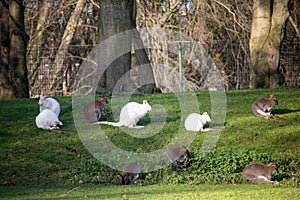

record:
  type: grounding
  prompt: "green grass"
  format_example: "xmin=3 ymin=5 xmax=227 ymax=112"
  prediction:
xmin=0 ymin=184 xmax=300 ymax=200
xmin=0 ymin=88 xmax=300 ymax=199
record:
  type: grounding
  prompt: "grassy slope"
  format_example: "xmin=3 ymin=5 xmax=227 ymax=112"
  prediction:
xmin=0 ymin=184 xmax=300 ymax=200
xmin=218 ymin=89 xmax=300 ymax=158
xmin=0 ymin=89 xmax=299 ymax=199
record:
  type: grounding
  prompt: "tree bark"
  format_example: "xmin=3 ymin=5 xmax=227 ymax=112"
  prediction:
xmin=249 ymin=0 xmax=289 ymax=88
xmin=0 ymin=0 xmax=14 ymax=99
xmin=97 ymin=0 xmax=135 ymax=96
xmin=0 ymin=0 xmax=29 ymax=100
xmin=9 ymin=0 xmax=29 ymax=98
xmin=97 ymin=0 xmax=156 ymax=96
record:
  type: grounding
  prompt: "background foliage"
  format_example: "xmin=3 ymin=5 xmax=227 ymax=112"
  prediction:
xmin=23 ymin=0 xmax=300 ymax=97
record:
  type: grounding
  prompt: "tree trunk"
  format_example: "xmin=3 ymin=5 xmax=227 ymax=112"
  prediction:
xmin=97 ymin=0 xmax=157 ymax=96
xmin=249 ymin=0 xmax=289 ymax=88
xmin=9 ymin=0 xmax=29 ymax=98
xmin=97 ymin=0 xmax=135 ymax=96
xmin=49 ymin=0 xmax=85 ymax=94
xmin=0 ymin=0 xmax=29 ymax=100
xmin=0 ymin=0 xmax=14 ymax=99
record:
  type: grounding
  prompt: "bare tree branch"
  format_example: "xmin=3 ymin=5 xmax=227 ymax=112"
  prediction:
xmin=49 ymin=0 xmax=86 ymax=93
xmin=288 ymin=15 xmax=300 ymax=39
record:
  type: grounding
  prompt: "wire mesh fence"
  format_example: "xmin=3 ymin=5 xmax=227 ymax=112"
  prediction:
xmin=26 ymin=38 xmax=300 ymax=97
xmin=27 ymin=45 xmax=94 ymax=97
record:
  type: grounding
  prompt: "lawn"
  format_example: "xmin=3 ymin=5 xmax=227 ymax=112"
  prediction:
xmin=0 ymin=184 xmax=300 ymax=200
xmin=0 ymin=88 xmax=299 ymax=199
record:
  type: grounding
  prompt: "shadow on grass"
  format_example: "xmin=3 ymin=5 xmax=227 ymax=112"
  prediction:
xmin=273 ymin=173 xmax=290 ymax=182
xmin=273 ymin=108 xmax=300 ymax=115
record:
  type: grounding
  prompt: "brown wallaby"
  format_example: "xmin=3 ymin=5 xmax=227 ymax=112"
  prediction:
xmin=242 ymin=162 xmax=278 ymax=184
xmin=118 ymin=163 xmax=143 ymax=185
xmin=84 ymin=97 xmax=108 ymax=122
xmin=251 ymin=95 xmax=283 ymax=119
xmin=163 ymin=145 xmax=190 ymax=168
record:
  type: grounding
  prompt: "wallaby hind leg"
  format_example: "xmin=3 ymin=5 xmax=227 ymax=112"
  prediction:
xmin=201 ymin=128 xmax=214 ymax=132
xmin=50 ymin=126 xmax=60 ymax=130
xmin=56 ymin=121 xmax=63 ymax=126
xmin=251 ymin=176 xmax=274 ymax=184
xmin=133 ymin=125 xmax=144 ymax=128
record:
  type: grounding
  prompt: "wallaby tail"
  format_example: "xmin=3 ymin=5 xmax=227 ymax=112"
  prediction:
xmin=94 ymin=121 xmax=123 ymax=127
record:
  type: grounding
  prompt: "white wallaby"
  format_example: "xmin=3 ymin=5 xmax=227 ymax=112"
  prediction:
xmin=96 ymin=100 xmax=152 ymax=128
xmin=184 ymin=112 xmax=211 ymax=132
xmin=36 ymin=109 xmax=63 ymax=130
xmin=39 ymin=94 xmax=60 ymax=116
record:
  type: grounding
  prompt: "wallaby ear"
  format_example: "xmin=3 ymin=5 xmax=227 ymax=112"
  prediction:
xmin=143 ymin=100 xmax=148 ymax=104
xmin=181 ymin=146 xmax=189 ymax=156
xmin=98 ymin=96 xmax=107 ymax=103
xmin=185 ymin=148 xmax=190 ymax=156
xmin=40 ymin=94 xmax=47 ymax=100
xmin=268 ymin=162 xmax=276 ymax=167
xmin=269 ymin=95 xmax=276 ymax=99
xmin=203 ymin=112 xmax=208 ymax=115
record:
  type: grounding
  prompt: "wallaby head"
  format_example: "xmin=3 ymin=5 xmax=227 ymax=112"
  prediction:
xmin=267 ymin=162 xmax=278 ymax=175
xmin=118 ymin=173 xmax=140 ymax=185
xmin=176 ymin=146 xmax=189 ymax=164
xmin=97 ymin=96 xmax=108 ymax=105
xmin=118 ymin=163 xmax=143 ymax=185
xmin=201 ymin=112 xmax=211 ymax=123
xmin=269 ymin=95 xmax=278 ymax=106
xmin=143 ymin=100 xmax=152 ymax=111
xmin=38 ymin=94 xmax=46 ymax=106
xmin=94 ymin=96 xmax=108 ymax=113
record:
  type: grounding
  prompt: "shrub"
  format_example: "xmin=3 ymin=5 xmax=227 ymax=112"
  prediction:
xmin=145 ymin=149 xmax=299 ymax=185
